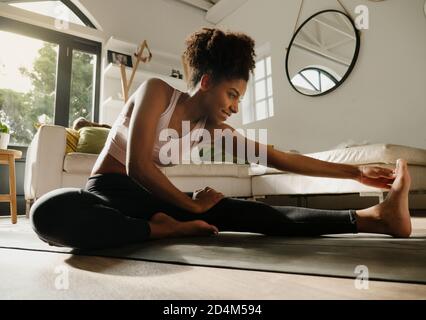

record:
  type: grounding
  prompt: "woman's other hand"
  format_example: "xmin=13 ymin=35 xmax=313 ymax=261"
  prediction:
xmin=356 ymin=165 xmax=397 ymax=190
xmin=191 ymin=187 xmax=224 ymax=213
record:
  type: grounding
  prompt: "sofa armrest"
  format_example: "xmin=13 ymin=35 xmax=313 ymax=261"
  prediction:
xmin=24 ymin=125 xmax=67 ymax=200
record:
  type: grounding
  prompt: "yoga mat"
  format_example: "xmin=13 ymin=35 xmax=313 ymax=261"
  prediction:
xmin=1 ymin=220 xmax=425 ymax=284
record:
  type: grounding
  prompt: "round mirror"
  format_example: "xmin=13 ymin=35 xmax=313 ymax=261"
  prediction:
xmin=424 ymin=0 xmax=426 ymax=17
xmin=286 ymin=10 xmax=360 ymax=96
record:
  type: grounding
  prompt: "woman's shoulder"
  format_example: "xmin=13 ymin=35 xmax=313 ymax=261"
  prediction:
xmin=120 ymin=78 xmax=175 ymax=119
xmin=143 ymin=77 xmax=176 ymax=97
xmin=129 ymin=78 xmax=177 ymax=116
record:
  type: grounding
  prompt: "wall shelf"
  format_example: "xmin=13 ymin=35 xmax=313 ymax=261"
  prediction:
xmin=101 ymin=63 xmax=188 ymax=125
xmin=104 ymin=63 xmax=187 ymax=92
xmin=100 ymin=37 xmax=188 ymax=125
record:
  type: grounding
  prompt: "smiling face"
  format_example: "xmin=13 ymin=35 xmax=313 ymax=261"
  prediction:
xmin=199 ymin=75 xmax=248 ymax=124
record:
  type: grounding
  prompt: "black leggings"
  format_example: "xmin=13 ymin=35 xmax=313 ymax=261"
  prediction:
xmin=30 ymin=173 xmax=358 ymax=250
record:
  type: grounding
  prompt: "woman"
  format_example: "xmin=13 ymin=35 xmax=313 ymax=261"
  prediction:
xmin=30 ymin=28 xmax=412 ymax=250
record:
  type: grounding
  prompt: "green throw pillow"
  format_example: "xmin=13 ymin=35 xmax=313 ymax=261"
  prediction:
xmin=76 ymin=127 xmax=110 ymax=154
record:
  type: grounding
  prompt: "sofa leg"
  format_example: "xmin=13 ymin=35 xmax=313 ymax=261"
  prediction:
xmin=25 ymin=199 xmax=34 ymax=218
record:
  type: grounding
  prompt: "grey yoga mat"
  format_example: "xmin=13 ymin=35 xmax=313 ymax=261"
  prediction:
xmin=1 ymin=221 xmax=425 ymax=284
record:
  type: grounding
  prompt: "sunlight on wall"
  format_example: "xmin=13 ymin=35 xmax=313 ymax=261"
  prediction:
xmin=0 ymin=31 xmax=45 ymax=92
xmin=9 ymin=1 xmax=85 ymax=26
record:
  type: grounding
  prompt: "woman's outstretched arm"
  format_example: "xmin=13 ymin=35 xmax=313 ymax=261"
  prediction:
xmin=219 ymin=123 xmax=396 ymax=189
xmin=268 ymin=148 xmax=397 ymax=189
xmin=267 ymin=147 xmax=361 ymax=179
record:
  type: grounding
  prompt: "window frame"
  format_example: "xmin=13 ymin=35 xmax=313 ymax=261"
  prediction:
xmin=0 ymin=16 xmax=101 ymax=135
xmin=293 ymin=67 xmax=339 ymax=94
xmin=61 ymin=0 xmax=96 ymax=29
xmin=243 ymin=55 xmax=274 ymax=124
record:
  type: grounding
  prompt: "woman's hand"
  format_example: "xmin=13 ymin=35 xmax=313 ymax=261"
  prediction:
xmin=191 ymin=187 xmax=225 ymax=213
xmin=356 ymin=165 xmax=397 ymax=190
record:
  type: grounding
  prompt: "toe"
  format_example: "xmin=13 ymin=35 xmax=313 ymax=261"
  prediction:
xmin=211 ymin=225 xmax=219 ymax=235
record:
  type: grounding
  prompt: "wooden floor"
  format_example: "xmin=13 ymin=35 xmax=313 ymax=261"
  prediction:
xmin=1 ymin=217 xmax=425 ymax=300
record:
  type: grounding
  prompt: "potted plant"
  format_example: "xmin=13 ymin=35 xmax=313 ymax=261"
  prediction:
xmin=0 ymin=120 xmax=10 ymax=149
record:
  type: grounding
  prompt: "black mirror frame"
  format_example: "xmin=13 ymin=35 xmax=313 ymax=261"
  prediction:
xmin=285 ymin=9 xmax=361 ymax=97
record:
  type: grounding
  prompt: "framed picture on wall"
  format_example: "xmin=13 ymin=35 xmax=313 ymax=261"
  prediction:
xmin=107 ymin=50 xmax=133 ymax=68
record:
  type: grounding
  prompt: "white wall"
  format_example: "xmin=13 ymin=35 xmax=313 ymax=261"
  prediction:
xmin=79 ymin=0 xmax=214 ymax=56
xmin=219 ymin=0 xmax=426 ymax=153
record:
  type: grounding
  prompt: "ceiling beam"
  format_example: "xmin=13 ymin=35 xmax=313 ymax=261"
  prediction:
xmin=294 ymin=40 xmax=351 ymax=66
xmin=312 ymin=16 xmax=355 ymax=40
xmin=205 ymin=0 xmax=248 ymax=24
xmin=324 ymin=37 xmax=354 ymax=51
xmin=178 ymin=0 xmax=213 ymax=11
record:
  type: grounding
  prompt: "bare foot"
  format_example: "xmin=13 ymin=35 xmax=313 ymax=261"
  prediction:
xmin=148 ymin=212 xmax=219 ymax=240
xmin=357 ymin=159 xmax=412 ymax=237
xmin=379 ymin=159 xmax=412 ymax=237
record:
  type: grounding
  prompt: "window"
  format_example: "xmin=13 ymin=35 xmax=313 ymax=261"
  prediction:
xmin=0 ymin=31 xmax=58 ymax=145
xmin=242 ymin=56 xmax=274 ymax=124
xmin=0 ymin=16 xmax=101 ymax=146
xmin=69 ymin=50 xmax=97 ymax=127
xmin=5 ymin=0 xmax=96 ymax=28
xmin=291 ymin=67 xmax=339 ymax=95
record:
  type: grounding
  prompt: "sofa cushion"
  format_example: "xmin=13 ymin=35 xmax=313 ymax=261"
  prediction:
xmin=160 ymin=163 xmax=251 ymax=178
xmin=249 ymin=144 xmax=426 ymax=176
xmin=63 ymin=152 xmax=98 ymax=174
xmin=306 ymin=144 xmax=426 ymax=166
xmin=63 ymin=153 xmax=251 ymax=178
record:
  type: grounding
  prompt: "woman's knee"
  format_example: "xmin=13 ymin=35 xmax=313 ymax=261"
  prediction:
xmin=201 ymin=197 xmax=283 ymax=232
xmin=30 ymin=188 xmax=88 ymax=239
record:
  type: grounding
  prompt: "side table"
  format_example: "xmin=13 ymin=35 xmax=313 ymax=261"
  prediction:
xmin=0 ymin=149 xmax=22 ymax=224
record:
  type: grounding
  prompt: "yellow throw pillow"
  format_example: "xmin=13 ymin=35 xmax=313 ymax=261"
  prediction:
xmin=65 ymin=128 xmax=80 ymax=154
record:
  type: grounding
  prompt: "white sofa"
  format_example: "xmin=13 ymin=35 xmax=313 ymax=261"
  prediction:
xmin=24 ymin=125 xmax=426 ymax=214
xmin=251 ymin=144 xmax=426 ymax=201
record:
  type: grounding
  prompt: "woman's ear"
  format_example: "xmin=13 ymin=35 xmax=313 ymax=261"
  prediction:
xmin=200 ymin=74 xmax=213 ymax=91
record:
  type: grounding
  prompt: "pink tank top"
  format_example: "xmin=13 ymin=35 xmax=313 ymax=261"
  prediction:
xmin=103 ymin=88 xmax=207 ymax=167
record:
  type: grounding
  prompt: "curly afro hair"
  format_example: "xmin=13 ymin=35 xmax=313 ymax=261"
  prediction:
xmin=183 ymin=28 xmax=256 ymax=89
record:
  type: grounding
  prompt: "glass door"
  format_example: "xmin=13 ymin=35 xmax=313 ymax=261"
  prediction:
xmin=0 ymin=16 xmax=101 ymax=146
xmin=0 ymin=30 xmax=59 ymax=146
xmin=69 ymin=49 xmax=97 ymax=127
